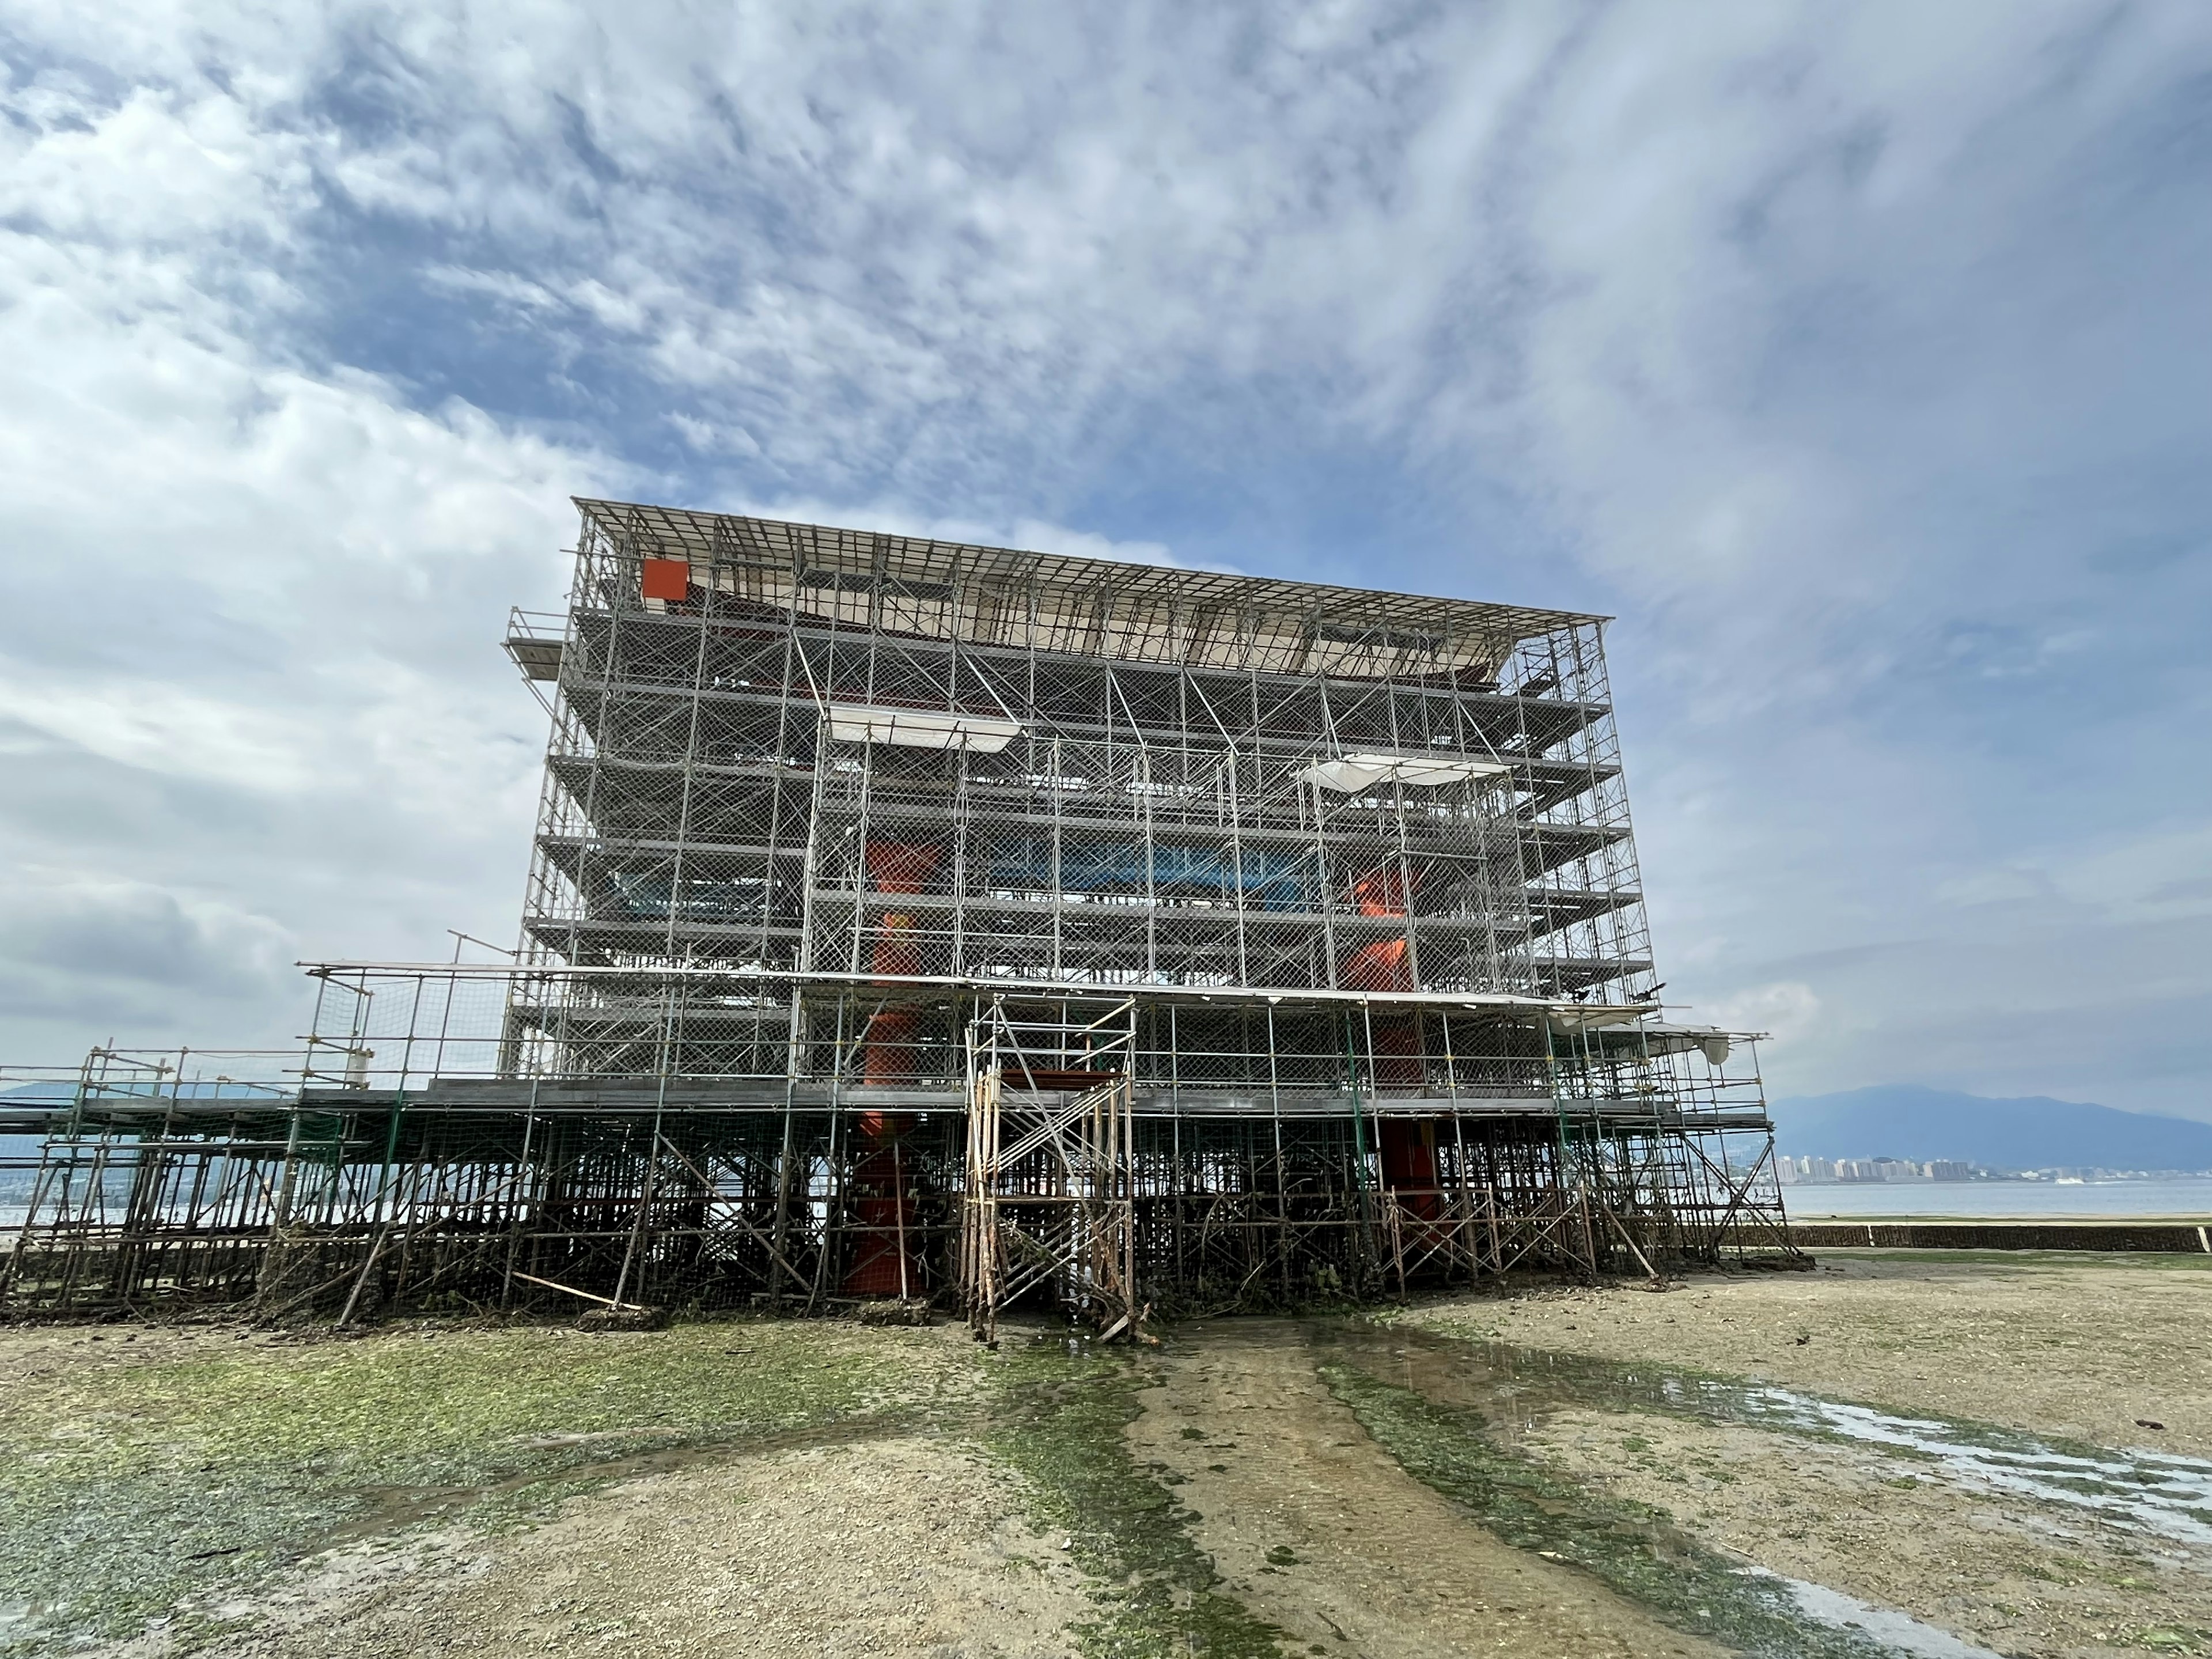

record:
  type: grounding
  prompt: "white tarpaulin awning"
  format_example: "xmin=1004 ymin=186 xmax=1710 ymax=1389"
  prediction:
xmin=1638 ymin=1023 xmax=1733 ymax=1067
xmin=823 ymin=704 xmax=1024 ymax=752
xmin=1546 ymin=1013 xmax=1732 ymax=1067
xmin=1296 ymin=752 xmax=1510 ymax=793
xmin=1545 ymin=1004 xmax=1653 ymax=1033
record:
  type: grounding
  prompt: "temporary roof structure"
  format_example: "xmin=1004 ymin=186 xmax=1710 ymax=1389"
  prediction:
xmin=823 ymin=704 xmax=1024 ymax=752
xmin=1296 ymin=752 xmax=1511 ymax=792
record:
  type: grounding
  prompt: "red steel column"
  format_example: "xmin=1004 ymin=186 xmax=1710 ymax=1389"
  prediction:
xmin=844 ymin=842 xmax=942 ymax=1296
xmin=1342 ymin=865 xmax=1441 ymax=1224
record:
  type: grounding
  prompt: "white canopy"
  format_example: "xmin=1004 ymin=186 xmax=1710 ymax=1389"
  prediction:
xmin=1547 ymin=1012 xmax=1732 ymax=1067
xmin=1642 ymin=1024 xmax=1733 ymax=1067
xmin=823 ymin=704 xmax=1024 ymax=752
xmin=1296 ymin=752 xmax=1510 ymax=793
xmin=1546 ymin=1004 xmax=1652 ymax=1033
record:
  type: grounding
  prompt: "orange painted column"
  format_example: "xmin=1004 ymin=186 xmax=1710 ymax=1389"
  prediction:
xmin=844 ymin=842 xmax=942 ymax=1297
xmin=1342 ymin=865 xmax=1441 ymax=1223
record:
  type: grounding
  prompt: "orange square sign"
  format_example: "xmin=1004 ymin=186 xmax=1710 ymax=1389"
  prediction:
xmin=641 ymin=558 xmax=691 ymax=600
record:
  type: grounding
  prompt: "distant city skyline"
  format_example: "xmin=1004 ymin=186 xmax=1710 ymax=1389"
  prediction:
xmin=1773 ymin=1156 xmax=2210 ymax=1185
xmin=1774 ymin=1084 xmax=2212 ymax=1175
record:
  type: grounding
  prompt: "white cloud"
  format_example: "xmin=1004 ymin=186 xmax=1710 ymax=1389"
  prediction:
xmin=0 ymin=1 xmax=2206 ymax=1118
xmin=0 ymin=675 xmax=321 ymax=797
xmin=0 ymin=873 xmax=296 ymax=1056
xmin=1703 ymin=982 xmax=1822 ymax=1048
xmin=705 ymin=495 xmax=1182 ymax=571
xmin=0 ymin=82 xmax=309 ymax=248
xmin=666 ymin=414 xmax=764 ymax=460
xmin=0 ymin=39 xmax=620 ymax=1059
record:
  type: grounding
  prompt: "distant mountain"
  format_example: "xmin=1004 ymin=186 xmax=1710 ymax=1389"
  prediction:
xmin=1771 ymin=1085 xmax=2212 ymax=1172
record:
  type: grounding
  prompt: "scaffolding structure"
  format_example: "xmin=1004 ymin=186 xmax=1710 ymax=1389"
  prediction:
xmin=0 ymin=501 xmax=1796 ymax=1324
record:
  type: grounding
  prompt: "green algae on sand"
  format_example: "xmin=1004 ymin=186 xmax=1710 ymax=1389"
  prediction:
xmin=986 ymin=1334 xmax=1286 ymax=1658
xmin=0 ymin=1320 xmax=917 ymax=1655
xmin=1316 ymin=1359 xmax=1891 ymax=1659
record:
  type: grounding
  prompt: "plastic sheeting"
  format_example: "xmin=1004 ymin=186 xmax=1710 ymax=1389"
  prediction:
xmin=986 ymin=839 xmax=1310 ymax=911
xmin=823 ymin=703 xmax=1023 ymax=751
xmin=611 ymin=872 xmax=768 ymax=920
xmin=1297 ymin=752 xmax=1509 ymax=792
xmin=1546 ymin=1011 xmax=1733 ymax=1068
xmin=1545 ymin=1004 xmax=1651 ymax=1033
xmin=1644 ymin=1024 xmax=1734 ymax=1067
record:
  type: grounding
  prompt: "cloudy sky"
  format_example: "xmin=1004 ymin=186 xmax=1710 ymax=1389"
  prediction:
xmin=3 ymin=2 xmax=2207 ymax=1115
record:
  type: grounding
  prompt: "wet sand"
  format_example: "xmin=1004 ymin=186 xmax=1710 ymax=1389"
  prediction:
xmin=217 ymin=1433 xmax=1092 ymax=1659
xmin=17 ymin=1251 xmax=2212 ymax=1657
xmin=1408 ymin=1252 xmax=2212 ymax=1455
xmin=1128 ymin=1321 xmax=1724 ymax=1658
xmin=1524 ymin=1404 xmax=2212 ymax=1658
xmin=1404 ymin=1253 xmax=2212 ymax=1658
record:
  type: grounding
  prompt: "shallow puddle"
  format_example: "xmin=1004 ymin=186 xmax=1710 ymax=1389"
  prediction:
xmin=12 ymin=1313 xmax=2203 ymax=1658
xmin=1744 ymin=1570 xmax=2002 ymax=1658
xmin=1294 ymin=1340 xmax=1895 ymax=1657
xmin=1315 ymin=1320 xmax=2212 ymax=1545
xmin=1255 ymin=1315 xmax=2212 ymax=1656
xmin=1130 ymin=1324 xmax=1734 ymax=1658
xmin=1117 ymin=1313 xmax=2212 ymax=1658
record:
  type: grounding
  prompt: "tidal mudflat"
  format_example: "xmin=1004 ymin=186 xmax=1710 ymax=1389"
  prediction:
xmin=4 ymin=1251 xmax=2205 ymax=1657
xmin=1404 ymin=1251 xmax=2212 ymax=1656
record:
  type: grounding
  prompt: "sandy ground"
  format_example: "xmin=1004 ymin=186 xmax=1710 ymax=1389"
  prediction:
xmin=2 ymin=1317 xmax=1092 ymax=1659
xmin=1128 ymin=1323 xmax=1725 ymax=1659
xmin=1411 ymin=1252 xmax=2212 ymax=1456
xmin=1 ymin=1322 xmax=283 ymax=1385
xmin=213 ymin=1433 xmax=1093 ymax=1659
xmin=1524 ymin=1406 xmax=2212 ymax=1658
xmin=1404 ymin=1253 xmax=2212 ymax=1658
xmin=24 ymin=1252 xmax=2212 ymax=1657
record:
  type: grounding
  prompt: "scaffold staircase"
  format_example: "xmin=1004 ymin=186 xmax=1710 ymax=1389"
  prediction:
xmin=959 ymin=998 xmax=1138 ymax=1341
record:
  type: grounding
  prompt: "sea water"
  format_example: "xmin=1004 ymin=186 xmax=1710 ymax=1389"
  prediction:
xmin=1782 ymin=1176 xmax=2212 ymax=1219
